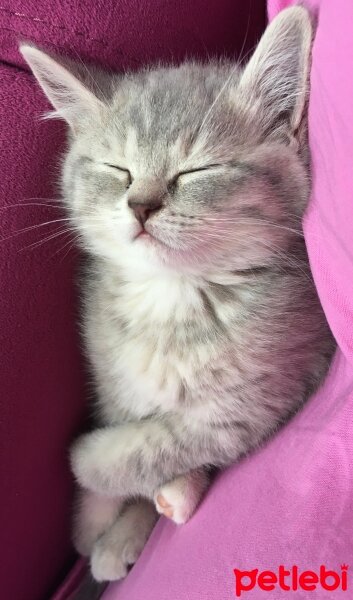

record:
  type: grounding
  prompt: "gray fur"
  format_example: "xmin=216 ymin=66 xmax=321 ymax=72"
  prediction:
xmin=21 ymin=6 xmax=334 ymax=582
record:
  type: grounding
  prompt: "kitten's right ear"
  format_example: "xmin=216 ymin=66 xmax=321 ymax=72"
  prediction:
xmin=20 ymin=45 xmax=105 ymax=130
xmin=237 ymin=6 xmax=312 ymax=138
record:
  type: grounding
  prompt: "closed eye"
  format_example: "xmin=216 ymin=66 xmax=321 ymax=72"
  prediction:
xmin=103 ymin=163 xmax=133 ymax=187
xmin=178 ymin=164 xmax=221 ymax=177
xmin=171 ymin=164 xmax=222 ymax=186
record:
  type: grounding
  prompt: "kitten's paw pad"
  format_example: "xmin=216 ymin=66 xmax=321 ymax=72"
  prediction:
xmin=155 ymin=493 xmax=176 ymax=520
xmin=155 ymin=471 xmax=209 ymax=525
xmin=155 ymin=479 xmax=198 ymax=524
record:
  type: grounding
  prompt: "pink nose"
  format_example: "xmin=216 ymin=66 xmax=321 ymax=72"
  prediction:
xmin=127 ymin=198 xmax=162 ymax=225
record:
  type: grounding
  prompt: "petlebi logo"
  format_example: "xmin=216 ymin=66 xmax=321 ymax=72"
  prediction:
xmin=233 ymin=565 xmax=349 ymax=597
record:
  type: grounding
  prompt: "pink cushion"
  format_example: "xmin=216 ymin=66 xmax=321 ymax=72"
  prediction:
xmin=102 ymin=1 xmax=353 ymax=599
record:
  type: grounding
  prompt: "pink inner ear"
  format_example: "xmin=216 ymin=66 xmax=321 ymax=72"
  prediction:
xmin=20 ymin=45 xmax=103 ymax=126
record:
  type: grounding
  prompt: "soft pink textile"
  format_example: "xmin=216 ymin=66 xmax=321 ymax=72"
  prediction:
xmin=102 ymin=1 xmax=353 ymax=599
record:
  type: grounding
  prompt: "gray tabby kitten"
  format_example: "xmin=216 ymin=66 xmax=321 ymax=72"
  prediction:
xmin=21 ymin=6 xmax=334 ymax=583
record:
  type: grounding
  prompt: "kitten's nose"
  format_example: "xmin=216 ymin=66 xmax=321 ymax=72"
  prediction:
xmin=128 ymin=198 xmax=162 ymax=226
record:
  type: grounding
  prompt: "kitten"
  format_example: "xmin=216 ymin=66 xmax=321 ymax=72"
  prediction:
xmin=21 ymin=6 xmax=334 ymax=583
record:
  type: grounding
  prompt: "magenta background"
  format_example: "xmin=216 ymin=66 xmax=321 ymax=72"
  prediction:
xmin=0 ymin=2 xmax=265 ymax=600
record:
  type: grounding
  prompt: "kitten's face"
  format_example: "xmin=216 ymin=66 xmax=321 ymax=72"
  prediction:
xmin=62 ymin=65 xmax=306 ymax=273
xmin=21 ymin=7 xmax=312 ymax=274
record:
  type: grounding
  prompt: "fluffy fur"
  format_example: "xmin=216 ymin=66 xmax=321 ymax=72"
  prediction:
xmin=21 ymin=7 xmax=334 ymax=582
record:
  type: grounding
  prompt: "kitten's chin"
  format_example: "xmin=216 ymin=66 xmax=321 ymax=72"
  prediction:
xmin=133 ymin=229 xmax=161 ymax=246
xmin=132 ymin=232 xmax=175 ymax=265
xmin=129 ymin=230 xmax=201 ymax=274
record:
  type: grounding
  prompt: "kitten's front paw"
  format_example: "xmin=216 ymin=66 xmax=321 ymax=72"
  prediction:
xmin=90 ymin=500 xmax=157 ymax=582
xmin=154 ymin=469 xmax=209 ymax=524
xmin=70 ymin=431 xmax=116 ymax=494
xmin=91 ymin=541 xmax=131 ymax=582
xmin=73 ymin=490 xmax=124 ymax=556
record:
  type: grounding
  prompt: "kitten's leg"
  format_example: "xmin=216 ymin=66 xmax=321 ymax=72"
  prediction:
xmin=154 ymin=468 xmax=209 ymax=524
xmin=73 ymin=489 xmax=125 ymax=556
xmin=71 ymin=419 xmax=242 ymax=498
xmin=90 ymin=499 xmax=158 ymax=582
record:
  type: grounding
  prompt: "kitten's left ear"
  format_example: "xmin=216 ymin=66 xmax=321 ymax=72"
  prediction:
xmin=238 ymin=6 xmax=312 ymax=137
xmin=20 ymin=45 xmax=105 ymax=130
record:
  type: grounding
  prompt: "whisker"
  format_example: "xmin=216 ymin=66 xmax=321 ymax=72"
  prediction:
xmin=237 ymin=1 xmax=253 ymax=66
xmin=0 ymin=202 xmax=64 ymax=210
xmin=71 ymin=48 xmax=108 ymax=103
xmin=0 ymin=218 xmax=74 ymax=243
xmin=201 ymin=218 xmax=304 ymax=237
xmin=57 ymin=234 xmax=82 ymax=263
xmin=17 ymin=228 xmax=73 ymax=252
xmin=49 ymin=232 xmax=76 ymax=261
xmin=0 ymin=212 xmax=106 ymax=244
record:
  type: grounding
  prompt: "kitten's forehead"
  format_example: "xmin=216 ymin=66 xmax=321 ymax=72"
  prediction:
xmin=124 ymin=126 xmax=189 ymax=176
xmin=124 ymin=63 xmax=239 ymax=136
xmin=105 ymin=63 xmax=242 ymax=172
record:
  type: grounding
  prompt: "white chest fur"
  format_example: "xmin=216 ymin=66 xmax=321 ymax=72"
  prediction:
xmin=86 ymin=268 xmax=224 ymax=421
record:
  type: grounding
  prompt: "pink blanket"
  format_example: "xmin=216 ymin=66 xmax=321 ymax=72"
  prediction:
xmin=103 ymin=1 xmax=353 ymax=598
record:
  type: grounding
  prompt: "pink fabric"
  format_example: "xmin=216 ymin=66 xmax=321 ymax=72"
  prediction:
xmin=268 ymin=2 xmax=353 ymax=364
xmin=102 ymin=1 xmax=353 ymax=599
xmin=0 ymin=2 xmax=265 ymax=599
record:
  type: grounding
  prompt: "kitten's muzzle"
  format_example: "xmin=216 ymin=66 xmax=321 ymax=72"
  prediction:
xmin=127 ymin=177 xmax=167 ymax=226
